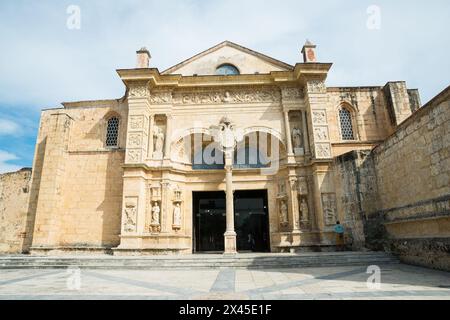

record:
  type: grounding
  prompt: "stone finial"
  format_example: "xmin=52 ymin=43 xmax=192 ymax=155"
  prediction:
xmin=136 ymin=47 xmax=151 ymax=68
xmin=301 ymin=40 xmax=317 ymax=63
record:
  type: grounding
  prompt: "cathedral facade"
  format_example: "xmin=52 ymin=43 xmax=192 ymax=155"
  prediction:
xmin=24 ymin=41 xmax=423 ymax=255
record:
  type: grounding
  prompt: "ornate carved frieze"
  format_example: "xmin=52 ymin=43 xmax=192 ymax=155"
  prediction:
xmin=149 ymin=91 xmax=172 ymax=104
xmin=129 ymin=85 xmax=150 ymax=98
xmin=172 ymin=87 xmax=280 ymax=105
xmin=306 ymin=80 xmax=327 ymax=94
xmin=281 ymin=87 xmax=304 ymax=101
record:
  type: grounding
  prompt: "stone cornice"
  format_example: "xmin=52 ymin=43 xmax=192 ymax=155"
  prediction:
xmin=116 ymin=63 xmax=333 ymax=89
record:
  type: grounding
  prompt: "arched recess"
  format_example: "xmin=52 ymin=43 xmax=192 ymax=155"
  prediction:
xmin=336 ymin=102 xmax=359 ymax=141
xmin=170 ymin=128 xmax=287 ymax=170
xmin=234 ymin=130 xmax=287 ymax=169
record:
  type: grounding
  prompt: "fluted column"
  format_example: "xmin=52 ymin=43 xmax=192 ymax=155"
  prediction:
xmin=283 ymin=110 xmax=294 ymax=155
xmin=224 ymin=153 xmax=237 ymax=255
xmin=302 ymin=110 xmax=310 ymax=154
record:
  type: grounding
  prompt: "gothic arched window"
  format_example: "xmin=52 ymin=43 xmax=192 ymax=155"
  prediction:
xmin=339 ymin=108 xmax=355 ymax=140
xmin=106 ymin=116 xmax=120 ymax=147
xmin=216 ymin=64 xmax=240 ymax=76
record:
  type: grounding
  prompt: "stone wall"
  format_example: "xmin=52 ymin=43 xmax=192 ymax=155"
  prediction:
xmin=29 ymin=100 xmax=126 ymax=254
xmin=0 ymin=168 xmax=32 ymax=253
xmin=334 ymin=151 xmax=380 ymax=250
xmin=336 ymin=86 xmax=450 ymax=271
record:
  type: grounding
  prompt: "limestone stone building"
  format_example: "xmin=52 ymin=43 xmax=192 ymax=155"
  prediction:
xmin=3 ymin=41 xmax=448 ymax=262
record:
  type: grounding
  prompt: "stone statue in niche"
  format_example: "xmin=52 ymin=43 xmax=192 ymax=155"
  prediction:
xmin=280 ymin=200 xmax=289 ymax=226
xmin=300 ymin=198 xmax=309 ymax=222
xmin=153 ymin=127 xmax=165 ymax=159
xmin=292 ymin=127 xmax=304 ymax=155
xmin=123 ymin=203 xmax=137 ymax=233
xmin=173 ymin=203 xmax=182 ymax=229
xmin=151 ymin=201 xmax=160 ymax=227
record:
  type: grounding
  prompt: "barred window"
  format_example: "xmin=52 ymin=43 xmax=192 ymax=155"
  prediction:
xmin=106 ymin=117 xmax=119 ymax=147
xmin=339 ymin=108 xmax=354 ymax=140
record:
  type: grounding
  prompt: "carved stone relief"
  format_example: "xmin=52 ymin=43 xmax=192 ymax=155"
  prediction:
xmin=172 ymin=87 xmax=280 ymax=105
xmin=127 ymin=149 xmax=142 ymax=163
xmin=312 ymin=110 xmax=327 ymax=125
xmin=322 ymin=193 xmax=337 ymax=226
xmin=315 ymin=143 xmax=332 ymax=159
xmin=279 ymin=200 xmax=289 ymax=226
xmin=314 ymin=126 xmax=329 ymax=141
xmin=282 ymin=87 xmax=304 ymax=101
xmin=129 ymin=85 xmax=149 ymax=98
xmin=128 ymin=133 xmax=142 ymax=148
xmin=149 ymin=91 xmax=172 ymax=104
xmin=123 ymin=199 xmax=137 ymax=233
xmin=307 ymin=80 xmax=327 ymax=94
xmin=150 ymin=183 xmax=162 ymax=201
xmin=129 ymin=116 xmax=144 ymax=130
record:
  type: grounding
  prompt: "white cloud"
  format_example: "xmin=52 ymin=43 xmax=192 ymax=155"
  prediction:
xmin=0 ymin=150 xmax=21 ymax=174
xmin=0 ymin=119 xmax=21 ymax=136
xmin=0 ymin=0 xmax=448 ymax=107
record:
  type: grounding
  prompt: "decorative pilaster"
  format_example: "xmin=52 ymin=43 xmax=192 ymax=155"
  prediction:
xmin=118 ymin=81 xmax=151 ymax=250
xmin=147 ymin=114 xmax=154 ymax=158
xmin=289 ymin=177 xmax=300 ymax=232
xmin=125 ymin=82 xmax=151 ymax=165
xmin=283 ymin=110 xmax=294 ymax=156
xmin=164 ymin=114 xmax=172 ymax=159
xmin=301 ymin=110 xmax=310 ymax=155
xmin=161 ymin=181 xmax=171 ymax=233
xmin=304 ymin=79 xmax=333 ymax=235
xmin=305 ymin=80 xmax=332 ymax=160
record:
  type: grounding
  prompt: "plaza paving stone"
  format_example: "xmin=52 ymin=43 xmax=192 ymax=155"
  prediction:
xmin=0 ymin=264 xmax=449 ymax=300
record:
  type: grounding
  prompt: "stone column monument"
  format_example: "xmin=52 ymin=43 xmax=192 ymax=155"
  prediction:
xmin=210 ymin=117 xmax=243 ymax=255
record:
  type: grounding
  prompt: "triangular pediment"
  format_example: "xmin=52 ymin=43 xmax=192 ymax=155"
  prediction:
xmin=162 ymin=41 xmax=293 ymax=76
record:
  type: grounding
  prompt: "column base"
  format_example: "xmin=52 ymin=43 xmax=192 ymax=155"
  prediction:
xmin=224 ymin=231 xmax=237 ymax=255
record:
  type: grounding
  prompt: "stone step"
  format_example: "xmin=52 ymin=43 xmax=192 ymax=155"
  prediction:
xmin=0 ymin=252 xmax=400 ymax=269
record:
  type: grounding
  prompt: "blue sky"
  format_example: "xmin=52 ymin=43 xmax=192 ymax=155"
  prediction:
xmin=0 ymin=0 xmax=449 ymax=173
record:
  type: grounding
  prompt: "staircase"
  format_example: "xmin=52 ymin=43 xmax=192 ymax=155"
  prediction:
xmin=0 ymin=252 xmax=399 ymax=270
